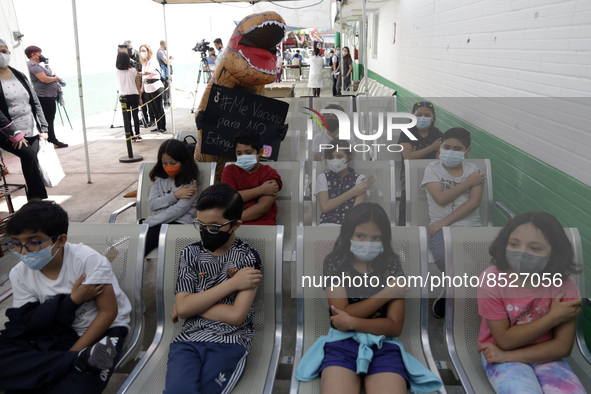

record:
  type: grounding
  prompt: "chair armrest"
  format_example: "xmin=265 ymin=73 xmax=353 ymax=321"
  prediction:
xmin=494 ymin=201 xmax=516 ymax=220
xmin=109 ymin=202 xmax=137 ymax=223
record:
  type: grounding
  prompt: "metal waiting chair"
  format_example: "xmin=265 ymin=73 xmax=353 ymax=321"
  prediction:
xmin=67 ymin=222 xmax=148 ymax=369
xmin=117 ymin=224 xmax=284 ymax=394
xmin=443 ymin=226 xmax=591 ymax=393
xmin=405 ymin=159 xmax=493 ymax=227
xmin=290 ymin=225 xmax=445 ymax=393
xmin=310 ymin=160 xmax=396 ymax=225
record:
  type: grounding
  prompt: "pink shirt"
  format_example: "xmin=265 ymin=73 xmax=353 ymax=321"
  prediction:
xmin=477 ymin=265 xmax=579 ymax=346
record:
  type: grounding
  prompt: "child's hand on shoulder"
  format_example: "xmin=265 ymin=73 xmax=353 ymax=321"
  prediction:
xmin=231 ymin=267 xmax=262 ymax=291
xmin=70 ymin=274 xmax=105 ymax=305
xmin=330 ymin=305 xmax=355 ymax=331
xmin=479 ymin=342 xmax=508 ymax=363
xmin=175 ymin=184 xmax=197 ymax=200
xmin=548 ymin=292 xmax=583 ymax=325
xmin=259 ymin=180 xmax=279 ymax=196
xmin=466 ymin=170 xmax=485 ymax=187
xmin=351 ymin=179 xmax=367 ymax=196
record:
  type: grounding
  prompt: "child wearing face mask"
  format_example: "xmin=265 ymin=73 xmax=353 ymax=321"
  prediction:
xmin=1 ymin=200 xmax=131 ymax=393
xmin=316 ymin=139 xmax=367 ymax=225
xmin=166 ymin=183 xmax=263 ymax=394
xmin=421 ymin=127 xmax=484 ymax=318
xmin=144 ymin=139 xmax=200 ymax=254
xmin=295 ymin=203 xmax=443 ymax=393
xmin=312 ymin=104 xmax=357 ymax=161
xmin=397 ymin=101 xmax=443 ymax=225
xmin=221 ymin=130 xmax=282 ymax=225
xmin=477 ymin=211 xmax=584 ymax=393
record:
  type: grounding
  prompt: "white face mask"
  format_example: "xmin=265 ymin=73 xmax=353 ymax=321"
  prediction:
xmin=0 ymin=53 xmax=10 ymax=68
xmin=140 ymin=52 xmax=148 ymax=60
xmin=327 ymin=158 xmax=348 ymax=173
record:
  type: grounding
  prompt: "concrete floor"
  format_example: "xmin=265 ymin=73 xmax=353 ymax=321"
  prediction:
xmin=0 ymin=81 xmax=463 ymax=393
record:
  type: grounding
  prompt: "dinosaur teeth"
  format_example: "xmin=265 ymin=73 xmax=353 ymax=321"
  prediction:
xmin=238 ymin=49 xmax=276 ymax=75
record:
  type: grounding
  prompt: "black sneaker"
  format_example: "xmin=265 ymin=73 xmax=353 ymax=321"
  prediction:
xmin=75 ymin=337 xmax=117 ymax=372
xmin=53 ymin=141 xmax=69 ymax=149
xmin=432 ymin=294 xmax=446 ymax=319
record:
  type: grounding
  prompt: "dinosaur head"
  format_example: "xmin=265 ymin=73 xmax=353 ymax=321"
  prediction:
xmin=228 ymin=11 xmax=286 ymax=75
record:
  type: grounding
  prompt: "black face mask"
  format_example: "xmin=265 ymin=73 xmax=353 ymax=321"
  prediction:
xmin=39 ymin=55 xmax=48 ymax=63
xmin=200 ymin=229 xmax=232 ymax=253
xmin=325 ymin=117 xmax=339 ymax=133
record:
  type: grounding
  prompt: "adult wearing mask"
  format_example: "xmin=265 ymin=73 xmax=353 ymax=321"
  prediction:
xmin=331 ymin=46 xmax=340 ymax=96
xmin=0 ymin=39 xmax=49 ymax=200
xmin=307 ymin=47 xmax=324 ymax=97
xmin=336 ymin=46 xmax=352 ymax=93
xmin=139 ymin=45 xmax=166 ymax=133
xmin=25 ymin=45 xmax=68 ymax=148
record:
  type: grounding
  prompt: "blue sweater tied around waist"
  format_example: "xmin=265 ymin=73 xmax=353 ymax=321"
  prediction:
xmin=295 ymin=328 xmax=443 ymax=393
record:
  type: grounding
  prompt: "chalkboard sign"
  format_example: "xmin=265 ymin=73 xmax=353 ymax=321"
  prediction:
xmin=200 ymin=84 xmax=290 ymax=160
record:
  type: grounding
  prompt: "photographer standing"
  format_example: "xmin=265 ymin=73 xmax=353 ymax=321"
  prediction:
xmin=139 ymin=44 xmax=166 ymax=133
xmin=25 ymin=45 xmax=68 ymax=148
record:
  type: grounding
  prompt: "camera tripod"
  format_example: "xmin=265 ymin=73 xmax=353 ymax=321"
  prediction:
xmin=190 ymin=52 xmax=213 ymax=114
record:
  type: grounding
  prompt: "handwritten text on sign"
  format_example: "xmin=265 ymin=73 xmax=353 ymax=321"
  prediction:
xmin=200 ymin=84 xmax=289 ymax=160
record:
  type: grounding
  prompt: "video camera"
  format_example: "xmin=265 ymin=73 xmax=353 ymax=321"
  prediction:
xmin=118 ymin=44 xmax=141 ymax=72
xmin=192 ymin=39 xmax=210 ymax=54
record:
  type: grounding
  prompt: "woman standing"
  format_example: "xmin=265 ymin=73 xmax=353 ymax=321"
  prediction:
xmin=0 ymin=39 xmax=48 ymax=200
xmin=307 ymin=47 xmax=325 ymax=97
xmin=25 ymin=45 xmax=68 ymax=148
xmin=336 ymin=46 xmax=353 ymax=94
xmin=139 ymin=45 xmax=166 ymax=133
xmin=115 ymin=52 xmax=142 ymax=141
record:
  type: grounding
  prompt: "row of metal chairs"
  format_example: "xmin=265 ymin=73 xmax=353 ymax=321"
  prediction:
xmin=110 ymin=158 xmax=495 ymax=262
xmin=70 ymin=223 xmax=590 ymax=393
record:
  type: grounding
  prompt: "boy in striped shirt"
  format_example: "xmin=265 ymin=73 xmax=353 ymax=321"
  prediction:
xmin=165 ymin=183 xmax=263 ymax=394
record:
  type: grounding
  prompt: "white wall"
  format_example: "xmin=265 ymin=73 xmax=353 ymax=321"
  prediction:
xmin=357 ymin=0 xmax=591 ymax=186
xmin=0 ymin=0 xmax=28 ymax=75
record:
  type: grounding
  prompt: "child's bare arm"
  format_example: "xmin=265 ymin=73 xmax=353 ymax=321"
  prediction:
xmin=318 ymin=179 xmax=367 ymax=213
xmin=175 ymin=267 xmax=261 ymax=319
xmin=329 ymin=298 xmax=405 ymax=337
xmin=241 ymin=195 xmax=276 ymax=222
xmin=237 ymin=180 xmax=278 ymax=204
xmin=480 ymin=318 xmax=577 ymax=364
xmin=424 ymin=170 xmax=485 ymax=206
xmin=69 ymin=284 xmax=118 ymax=351
xmin=428 ymin=183 xmax=484 ymax=236
xmin=485 ymin=294 xmax=582 ymax=351
xmin=200 ymin=286 xmax=258 ymax=326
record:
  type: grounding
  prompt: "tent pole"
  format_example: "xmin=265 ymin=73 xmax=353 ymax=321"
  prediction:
xmin=71 ymin=0 xmax=91 ymax=184
xmin=163 ymin=3 xmax=175 ymax=135
xmin=362 ymin=0 xmax=368 ymax=95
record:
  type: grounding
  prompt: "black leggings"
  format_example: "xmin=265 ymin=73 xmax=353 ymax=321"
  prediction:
xmin=145 ymin=88 xmax=166 ymax=131
xmin=0 ymin=135 xmax=47 ymax=200
xmin=122 ymin=94 xmax=140 ymax=136
xmin=38 ymin=96 xmax=58 ymax=144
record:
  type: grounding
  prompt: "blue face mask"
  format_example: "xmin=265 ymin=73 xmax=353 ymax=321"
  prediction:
xmin=439 ymin=149 xmax=465 ymax=167
xmin=13 ymin=244 xmax=59 ymax=271
xmin=416 ymin=116 xmax=432 ymax=130
xmin=235 ymin=155 xmax=258 ymax=171
xmin=336 ymin=50 xmax=341 ymax=56
xmin=350 ymin=241 xmax=384 ymax=262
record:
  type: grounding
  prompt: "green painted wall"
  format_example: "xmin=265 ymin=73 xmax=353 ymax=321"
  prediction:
xmin=368 ymin=69 xmax=591 ymax=349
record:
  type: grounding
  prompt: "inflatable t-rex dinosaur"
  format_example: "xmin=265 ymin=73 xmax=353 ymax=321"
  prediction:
xmin=195 ymin=11 xmax=286 ymax=181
